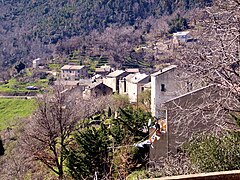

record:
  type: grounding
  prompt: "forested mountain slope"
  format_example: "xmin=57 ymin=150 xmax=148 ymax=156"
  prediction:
xmin=0 ymin=0 xmax=212 ymax=69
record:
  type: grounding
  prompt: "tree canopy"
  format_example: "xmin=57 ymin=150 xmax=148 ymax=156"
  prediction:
xmin=0 ymin=0 xmax=212 ymax=69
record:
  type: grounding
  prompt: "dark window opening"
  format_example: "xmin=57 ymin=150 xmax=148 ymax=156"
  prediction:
xmin=123 ymin=79 xmax=126 ymax=93
xmin=187 ymin=82 xmax=193 ymax=92
xmin=161 ymin=84 xmax=166 ymax=92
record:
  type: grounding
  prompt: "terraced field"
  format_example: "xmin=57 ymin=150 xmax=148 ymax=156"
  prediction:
xmin=0 ymin=98 xmax=36 ymax=131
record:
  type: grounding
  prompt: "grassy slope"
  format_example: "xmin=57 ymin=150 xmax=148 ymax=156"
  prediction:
xmin=0 ymin=78 xmax=48 ymax=93
xmin=0 ymin=98 xmax=36 ymax=131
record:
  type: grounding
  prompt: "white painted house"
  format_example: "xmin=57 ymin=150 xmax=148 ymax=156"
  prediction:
xmin=32 ymin=58 xmax=44 ymax=69
xmin=151 ymin=65 xmax=179 ymax=117
xmin=151 ymin=65 xmax=202 ymax=118
xmin=103 ymin=70 xmax=128 ymax=93
xmin=119 ymin=73 xmax=150 ymax=103
xmin=173 ymin=31 xmax=191 ymax=44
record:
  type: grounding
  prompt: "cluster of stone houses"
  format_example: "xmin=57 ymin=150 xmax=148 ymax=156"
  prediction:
xmin=31 ymin=31 xmax=219 ymax=160
xmin=58 ymin=65 xmax=150 ymax=102
xmin=58 ymin=63 xmax=221 ymax=161
xmin=55 ymin=29 xmax=220 ymax=160
xmin=58 ymin=64 xmax=202 ymax=116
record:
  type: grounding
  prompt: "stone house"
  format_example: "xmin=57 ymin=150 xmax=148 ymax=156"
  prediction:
xmin=83 ymin=82 xmax=113 ymax=99
xmin=119 ymin=73 xmax=150 ymax=103
xmin=149 ymin=85 xmax=221 ymax=161
xmin=95 ymin=64 xmax=112 ymax=76
xmin=150 ymin=65 xmax=201 ymax=118
xmin=151 ymin=65 xmax=179 ymax=117
xmin=55 ymin=79 xmax=112 ymax=99
xmin=55 ymin=79 xmax=93 ymax=88
xmin=61 ymin=65 xmax=88 ymax=81
xmin=32 ymin=58 xmax=44 ymax=69
xmin=173 ymin=31 xmax=191 ymax=45
xmin=103 ymin=70 xmax=129 ymax=93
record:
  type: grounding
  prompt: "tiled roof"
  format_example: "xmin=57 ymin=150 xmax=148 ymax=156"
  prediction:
xmin=151 ymin=65 xmax=177 ymax=77
xmin=173 ymin=31 xmax=190 ymax=36
xmin=61 ymin=65 xmax=85 ymax=70
xmin=125 ymin=73 xmax=149 ymax=83
xmin=125 ymin=68 xmax=139 ymax=73
xmin=107 ymin=70 xmax=125 ymax=77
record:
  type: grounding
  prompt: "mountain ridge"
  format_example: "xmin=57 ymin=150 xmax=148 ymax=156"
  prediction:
xmin=0 ymin=0 xmax=212 ymax=69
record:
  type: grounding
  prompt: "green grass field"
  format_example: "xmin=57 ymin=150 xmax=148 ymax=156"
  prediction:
xmin=0 ymin=78 xmax=48 ymax=93
xmin=0 ymin=98 xmax=36 ymax=131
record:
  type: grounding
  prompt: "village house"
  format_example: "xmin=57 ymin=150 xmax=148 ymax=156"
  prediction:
xmin=150 ymin=65 xmax=202 ymax=118
xmin=54 ymin=79 xmax=91 ymax=97
xmin=103 ymin=70 xmax=129 ymax=93
xmin=125 ymin=68 xmax=140 ymax=73
xmin=54 ymin=79 xmax=92 ymax=89
xmin=91 ymin=74 xmax=103 ymax=81
xmin=172 ymin=31 xmax=191 ymax=45
xmin=55 ymin=79 xmax=112 ymax=99
xmin=151 ymin=65 xmax=179 ymax=117
xmin=32 ymin=58 xmax=44 ymax=69
xmin=95 ymin=64 xmax=113 ymax=76
xmin=119 ymin=73 xmax=150 ymax=103
xmin=61 ymin=65 xmax=88 ymax=81
xmin=149 ymin=85 xmax=222 ymax=161
xmin=82 ymin=82 xmax=113 ymax=99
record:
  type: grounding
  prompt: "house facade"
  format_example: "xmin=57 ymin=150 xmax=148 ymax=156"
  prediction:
xmin=150 ymin=65 xmax=202 ymax=118
xmin=119 ymin=73 xmax=150 ymax=103
xmin=103 ymin=70 xmax=128 ymax=93
xmin=150 ymin=85 xmax=221 ymax=161
xmin=151 ymin=65 xmax=179 ymax=117
xmin=61 ymin=65 xmax=88 ymax=81
xmin=33 ymin=58 xmax=44 ymax=69
xmin=83 ymin=82 xmax=113 ymax=99
xmin=173 ymin=31 xmax=191 ymax=44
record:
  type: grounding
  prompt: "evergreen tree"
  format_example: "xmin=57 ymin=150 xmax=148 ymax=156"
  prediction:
xmin=110 ymin=107 xmax=151 ymax=144
xmin=66 ymin=124 xmax=111 ymax=179
xmin=66 ymin=107 xmax=152 ymax=179
xmin=184 ymin=114 xmax=240 ymax=172
xmin=15 ymin=61 xmax=26 ymax=73
xmin=168 ymin=14 xmax=189 ymax=34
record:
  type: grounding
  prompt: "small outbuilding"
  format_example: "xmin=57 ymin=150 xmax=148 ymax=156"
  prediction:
xmin=83 ymin=82 xmax=113 ymax=99
xmin=173 ymin=31 xmax=191 ymax=44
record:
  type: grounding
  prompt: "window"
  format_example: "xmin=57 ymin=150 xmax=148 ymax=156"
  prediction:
xmin=161 ymin=84 xmax=166 ymax=92
xmin=123 ymin=79 xmax=126 ymax=92
xmin=187 ymin=82 xmax=193 ymax=92
xmin=141 ymin=86 xmax=144 ymax=92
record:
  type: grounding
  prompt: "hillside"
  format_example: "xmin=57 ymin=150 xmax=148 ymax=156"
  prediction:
xmin=0 ymin=98 xmax=36 ymax=131
xmin=0 ymin=0 xmax=212 ymax=69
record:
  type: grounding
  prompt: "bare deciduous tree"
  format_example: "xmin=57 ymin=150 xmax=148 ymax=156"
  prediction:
xmin=175 ymin=0 xmax=240 ymax=133
xmin=23 ymin=87 xmax=114 ymax=179
xmin=0 ymin=71 xmax=10 ymax=82
xmin=23 ymin=88 xmax=81 ymax=179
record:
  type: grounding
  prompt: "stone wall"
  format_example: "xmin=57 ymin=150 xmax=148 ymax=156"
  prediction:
xmin=141 ymin=170 xmax=240 ymax=180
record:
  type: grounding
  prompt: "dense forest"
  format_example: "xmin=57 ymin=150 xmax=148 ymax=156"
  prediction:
xmin=0 ymin=0 xmax=212 ymax=69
